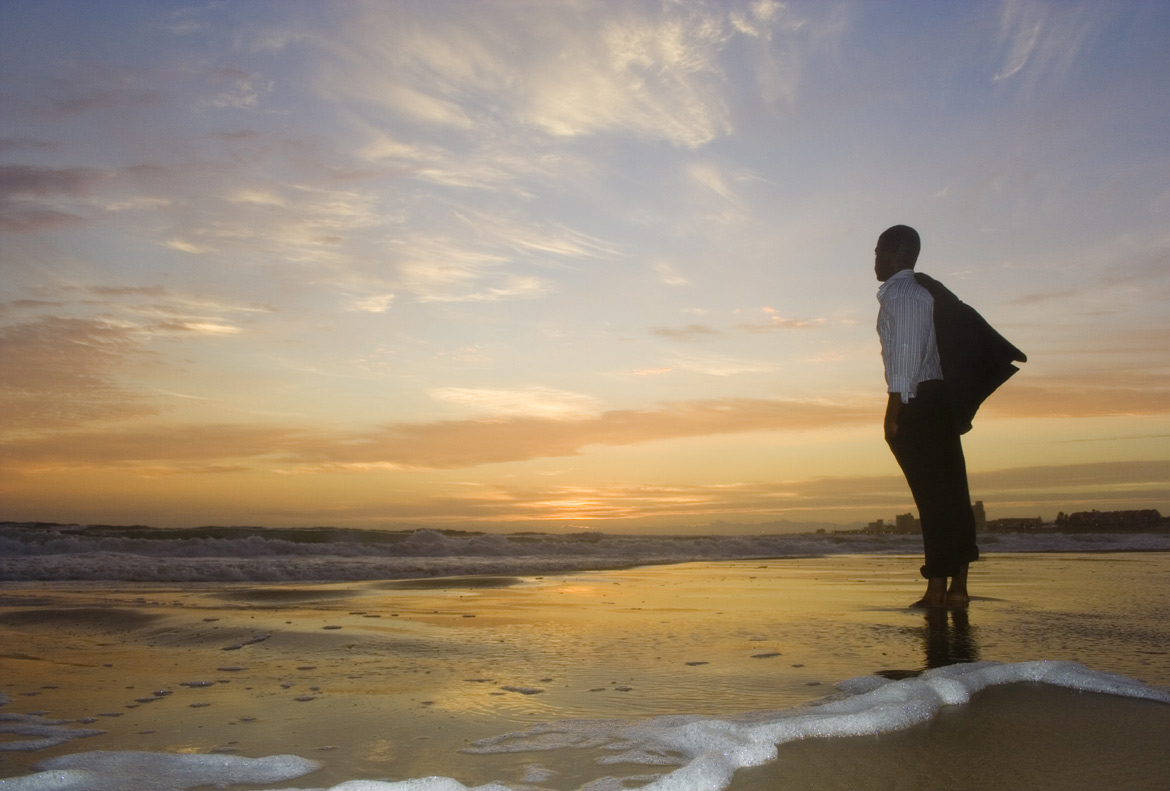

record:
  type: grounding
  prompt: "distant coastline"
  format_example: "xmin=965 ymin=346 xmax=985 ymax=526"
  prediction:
xmin=3 ymin=506 xmax=1169 ymax=540
xmin=845 ymin=506 xmax=1168 ymax=537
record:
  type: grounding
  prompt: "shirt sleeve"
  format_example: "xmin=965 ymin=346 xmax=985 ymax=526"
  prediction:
xmin=878 ymin=289 xmax=935 ymax=403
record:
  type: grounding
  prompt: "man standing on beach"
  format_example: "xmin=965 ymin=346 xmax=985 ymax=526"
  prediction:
xmin=874 ymin=225 xmax=978 ymax=608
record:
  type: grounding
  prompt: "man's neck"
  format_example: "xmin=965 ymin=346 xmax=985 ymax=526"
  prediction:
xmin=881 ymin=267 xmax=916 ymax=284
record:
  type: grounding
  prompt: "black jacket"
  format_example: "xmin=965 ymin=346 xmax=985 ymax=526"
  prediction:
xmin=914 ymin=272 xmax=1027 ymax=435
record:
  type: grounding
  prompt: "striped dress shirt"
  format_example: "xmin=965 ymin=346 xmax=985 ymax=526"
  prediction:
xmin=877 ymin=269 xmax=943 ymax=403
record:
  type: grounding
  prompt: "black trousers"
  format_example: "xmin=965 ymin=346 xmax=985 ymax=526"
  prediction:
xmin=886 ymin=380 xmax=979 ymax=579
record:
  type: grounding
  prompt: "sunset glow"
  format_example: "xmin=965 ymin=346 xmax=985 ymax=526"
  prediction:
xmin=2 ymin=1 xmax=1168 ymax=531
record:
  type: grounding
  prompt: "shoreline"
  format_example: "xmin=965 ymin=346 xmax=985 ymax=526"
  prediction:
xmin=3 ymin=553 xmax=1169 ymax=789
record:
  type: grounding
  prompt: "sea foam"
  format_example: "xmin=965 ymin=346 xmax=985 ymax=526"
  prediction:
xmin=2 ymin=661 xmax=1166 ymax=791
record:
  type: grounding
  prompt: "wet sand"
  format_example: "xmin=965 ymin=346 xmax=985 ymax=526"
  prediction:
xmin=729 ymin=682 xmax=1170 ymax=791
xmin=2 ymin=552 xmax=1168 ymax=789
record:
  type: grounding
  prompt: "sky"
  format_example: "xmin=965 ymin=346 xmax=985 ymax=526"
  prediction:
xmin=1 ymin=0 xmax=1168 ymax=533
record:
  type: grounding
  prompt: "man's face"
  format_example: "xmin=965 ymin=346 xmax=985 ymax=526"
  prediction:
xmin=874 ymin=239 xmax=899 ymax=282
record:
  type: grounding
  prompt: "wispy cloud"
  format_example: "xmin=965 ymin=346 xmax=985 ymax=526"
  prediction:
xmin=739 ymin=307 xmax=826 ymax=332
xmin=349 ymin=292 xmax=396 ymax=313
xmin=455 ymin=210 xmax=618 ymax=261
xmin=652 ymin=323 xmax=720 ymax=340
xmin=654 ymin=261 xmax=690 ymax=286
xmin=430 ymin=386 xmax=603 ymax=421
xmin=322 ymin=1 xmax=811 ymax=150
xmin=389 ymin=209 xmax=614 ymax=303
xmin=0 ymin=317 xmax=159 ymax=430
xmin=395 ymin=236 xmax=548 ymax=304
xmin=653 ymin=309 xmax=826 ymax=339
xmin=993 ymin=0 xmax=1104 ymax=89
xmin=0 ymin=285 xmax=271 ymax=429
xmin=199 ymin=67 xmax=272 ymax=110
xmin=669 ymin=354 xmax=774 ymax=377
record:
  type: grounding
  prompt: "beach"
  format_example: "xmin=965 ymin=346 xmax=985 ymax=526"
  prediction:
xmin=2 ymin=552 xmax=1169 ymax=790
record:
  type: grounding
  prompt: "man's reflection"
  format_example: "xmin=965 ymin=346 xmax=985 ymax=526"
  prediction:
xmin=922 ymin=607 xmax=979 ymax=668
xmin=878 ymin=608 xmax=980 ymax=680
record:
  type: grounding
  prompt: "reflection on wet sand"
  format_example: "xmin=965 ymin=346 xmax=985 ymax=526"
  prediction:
xmin=924 ymin=606 xmax=979 ymax=668
xmin=2 ymin=554 xmax=1168 ymax=789
xmin=877 ymin=606 xmax=981 ymax=680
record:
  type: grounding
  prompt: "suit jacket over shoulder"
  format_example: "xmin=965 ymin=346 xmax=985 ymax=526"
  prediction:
xmin=913 ymin=272 xmax=1027 ymax=435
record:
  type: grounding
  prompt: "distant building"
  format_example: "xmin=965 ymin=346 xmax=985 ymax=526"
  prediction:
xmin=862 ymin=513 xmax=919 ymax=534
xmin=984 ymin=517 xmax=1045 ymax=533
xmin=1056 ymin=509 xmax=1165 ymax=532
xmin=852 ymin=507 xmax=1166 ymax=537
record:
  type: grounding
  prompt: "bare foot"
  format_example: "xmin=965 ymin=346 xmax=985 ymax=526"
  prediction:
xmin=946 ymin=565 xmax=970 ymax=608
xmin=945 ymin=591 xmax=970 ymax=608
xmin=910 ymin=577 xmax=948 ymax=608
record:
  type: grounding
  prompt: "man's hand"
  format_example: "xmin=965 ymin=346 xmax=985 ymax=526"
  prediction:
xmin=884 ymin=392 xmax=903 ymax=443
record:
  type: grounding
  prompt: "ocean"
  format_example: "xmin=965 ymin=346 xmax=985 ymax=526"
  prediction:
xmin=1 ymin=524 xmax=1168 ymax=790
xmin=3 ymin=522 xmax=1169 ymax=582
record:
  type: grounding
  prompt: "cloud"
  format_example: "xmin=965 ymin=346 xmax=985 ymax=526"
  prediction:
xmin=28 ymin=65 xmax=162 ymax=117
xmin=729 ymin=0 xmax=788 ymax=39
xmin=228 ymin=188 xmax=289 ymax=207
xmin=199 ymin=67 xmax=273 ymax=110
xmin=2 ymin=423 xmax=313 ymax=472
xmin=143 ymin=164 xmax=386 ymax=270
xmin=654 ymin=261 xmax=690 ymax=286
xmin=319 ymin=397 xmax=870 ymax=469
xmin=0 ymin=137 xmax=57 ymax=154
xmin=0 ymin=317 xmax=159 ymax=430
xmin=526 ymin=8 xmax=734 ymax=147
xmin=430 ymin=386 xmax=603 ymax=421
xmin=0 ymin=164 xmax=106 ymax=232
xmin=653 ymin=309 xmax=827 ymax=340
xmin=987 ymin=372 xmax=1170 ymax=419
xmin=969 ymin=460 xmax=1170 ymax=492
xmin=457 ymin=211 xmax=618 ymax=261
xmin=349 ymin=293 xmax=396 ymax=313
xmin=993 ymin=0 xmax=1103 ymax=89
xmin=166 ymin=238 xmax=211 ymax=254
xmin=739 ymin=308 xmax=825 ymax=332
xmin=687 ymin=161 xmax=740 ymax=202
xmin=2 ymin=396 xmax=872 ymax=474
xmin=398 ymin=250 xmax=551 ymax=304
xmin=652 ymin=324 xmax=720 ymax=340
xmin=323 ymin=1 xmax=809 ymax=150
xmin=670 ymin=353 xmax=774 ymax=377
xmin=391 ymin=210 xmax=612 ymax=303
xmin=0 ymin=286 xmax=270 ymax=431
xmin=457 ymin=459 xmax=1170 ymax=523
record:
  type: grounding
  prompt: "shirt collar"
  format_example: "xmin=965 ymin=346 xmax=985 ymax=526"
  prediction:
xmin=876 ymin=267 xmax=916 ymax=300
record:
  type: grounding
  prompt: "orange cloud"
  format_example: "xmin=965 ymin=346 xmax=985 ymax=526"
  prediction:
xmin=986 ymin=372 xmax=1170 ymax=419
xmin=2 ymin=397 xmax=873 ymax=475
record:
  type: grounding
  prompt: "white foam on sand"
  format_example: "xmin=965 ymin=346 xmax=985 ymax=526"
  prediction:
xmin=0 ymin=752 xmax=320 ymax=791
xmin=2 ymin=661 xmax=1166 ymax=791
xmin=0 ymin=714 xmax=106 ymax=753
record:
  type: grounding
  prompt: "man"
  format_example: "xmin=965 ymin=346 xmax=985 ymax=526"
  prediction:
xmin=874 ymin=225 xmax=984 ymax=608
